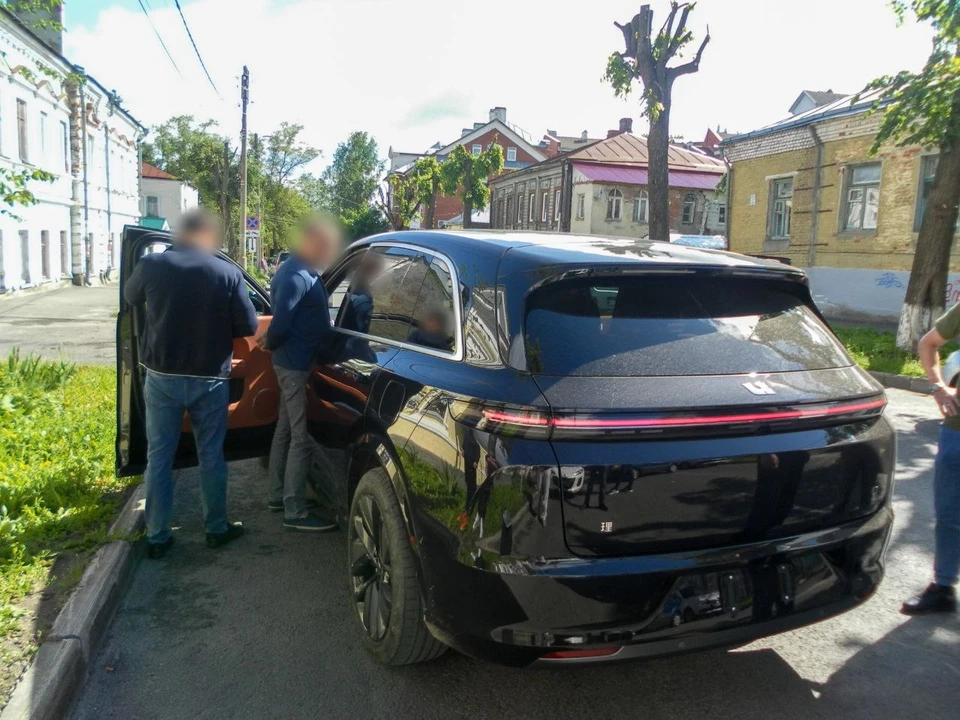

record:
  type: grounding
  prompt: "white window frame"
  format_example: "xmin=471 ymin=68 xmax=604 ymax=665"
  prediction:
xmin=541 ymin=191 xmax=548 ymax=222
xmin=506 ymin=147 xmax=517 ymax=163
xmin=842 ymin=163 xmax=881 ymax=232
xmin=633 ymin=190 xmax=648 ymax=223
xmin=554 ymin=190 xmax=561 ymax=221
xmin=60 ymin=120 xmax=69 ymax=173
xmin=768 ymin=178 xmax=793 ymax=240
xmin=528 ymin=192 xmax=535 ymax=222
xmin=16 ymin=99 xmax=28 ymax=163
xmin=472 ymin=144 xmax=482 ymax=156
xmin=576 ymin=193 xmax=585 ymax=220
xmin=146 ymin=195 xmax=160 ymax=217
xmin=606 ymin=188 xmax=623 ymax=221
xmin=681 ymin=194 xmax=696 ymax=224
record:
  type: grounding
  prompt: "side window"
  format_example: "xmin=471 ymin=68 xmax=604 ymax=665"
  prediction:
xmin=338 ymin=246 xmax=430 ymax=343
xmin=408 ymin=257 xmax=457 ymax=355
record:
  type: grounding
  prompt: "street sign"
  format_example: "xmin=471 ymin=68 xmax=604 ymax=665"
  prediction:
xmin=246 ymin=216 xmax=260 ymax=231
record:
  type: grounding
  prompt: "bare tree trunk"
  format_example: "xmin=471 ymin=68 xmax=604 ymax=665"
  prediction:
xmin=462 ymin=157 xmax=473 ymax=229
xmin=897 ymin=142 xmax=960 ymax=350
xmin=647 ymin=103 xmax=671 ymax=241
xmin=424 ymin=176 xmax=438 ymax=229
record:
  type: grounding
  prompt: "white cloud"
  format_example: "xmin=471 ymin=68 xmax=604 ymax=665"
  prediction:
xmin=65 ymin=0 xmax=935 ymax=165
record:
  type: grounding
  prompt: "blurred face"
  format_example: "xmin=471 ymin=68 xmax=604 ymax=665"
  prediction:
xmin=297 ymin=225 xmax=339 ymax=268
xmin=179 ymin=226 xmax=219 ymax=253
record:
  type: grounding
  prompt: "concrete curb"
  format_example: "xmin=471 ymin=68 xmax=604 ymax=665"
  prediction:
xmin=1 ymin=484 xmax=144 ymax=720
xmin=868 ymin=371 xmax=934 ymax=395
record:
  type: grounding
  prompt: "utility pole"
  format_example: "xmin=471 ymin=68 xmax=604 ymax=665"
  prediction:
xmin=238 ymin=65 xmax=249 ymax=269
xmin=220 ymin=140 xmax=231 ymax=254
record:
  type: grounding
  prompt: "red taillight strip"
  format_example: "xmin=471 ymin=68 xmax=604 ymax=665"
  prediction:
xmin=482 ymin=409 xmax=551 ymax=426
xmin=541 ymin=647 xmax=622 ymax=660
xmin=551 ymin=398 xmax=886 ymax=430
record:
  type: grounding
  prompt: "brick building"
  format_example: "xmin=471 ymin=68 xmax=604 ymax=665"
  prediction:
xmin=387 ymin=107 xmax=548 ymax=227
xmin=723 ymin=91 xmax=960 ymax=321
xmin=489 ymin=119 xmax=727 ymax=237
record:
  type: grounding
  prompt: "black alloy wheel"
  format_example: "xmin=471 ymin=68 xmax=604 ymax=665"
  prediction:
xmin=350 ymin=493 xmax=392 ymax=640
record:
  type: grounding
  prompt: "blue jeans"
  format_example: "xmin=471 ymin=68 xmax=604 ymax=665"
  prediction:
xmin=143 ymin=371 xmax=230 ymax=544
xmin=935 ymin=425 xmax=960 ymax=586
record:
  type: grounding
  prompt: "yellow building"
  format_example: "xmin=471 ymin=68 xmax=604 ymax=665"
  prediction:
xmin=724 ymin=93 xmax=960 ymax=321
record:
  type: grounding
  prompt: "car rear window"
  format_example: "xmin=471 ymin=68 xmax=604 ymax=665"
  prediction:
xmin=523 ymin=275 xmax=851 ymax=377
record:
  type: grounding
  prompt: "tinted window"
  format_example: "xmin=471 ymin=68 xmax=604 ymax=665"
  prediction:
xmin=523 ymin=276 xmax=851 ymax=377
xmin=338 ymin=246 xmax=430 ymax=342
xmin=407 ymin=257 xmax=457 ymax=354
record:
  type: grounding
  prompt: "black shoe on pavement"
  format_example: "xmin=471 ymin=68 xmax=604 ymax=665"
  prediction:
xmin=146 ymin=536 xmax=174 ymax=560
xmin=206 ymin=521 xmax=245 ymax=548
xmin=283 ymin=514 xmax=337 ymax=533
xmin=901 ymin=583 xmax=957 ymax=615
xmin=267 ymin=500 xmax=284 ymax=512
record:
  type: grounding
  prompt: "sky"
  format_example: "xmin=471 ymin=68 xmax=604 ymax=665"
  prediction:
xmin=63 ymin=0 xmax=935 ymax=171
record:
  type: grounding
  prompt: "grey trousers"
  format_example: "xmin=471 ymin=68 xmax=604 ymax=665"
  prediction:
xmin=268 ymin=366 xmax=312 ymax=519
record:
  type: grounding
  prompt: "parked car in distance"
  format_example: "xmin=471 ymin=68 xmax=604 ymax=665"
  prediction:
xmin=116 ymin=228 xmax=895 ymax=667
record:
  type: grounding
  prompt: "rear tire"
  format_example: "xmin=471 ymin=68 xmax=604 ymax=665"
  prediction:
xmin=347 ymin=468 xmax=446 ymax=665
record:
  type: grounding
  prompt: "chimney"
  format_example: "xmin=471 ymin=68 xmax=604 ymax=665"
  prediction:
xmin=619 ymin=117 xmax=633 ymax=134
xmin=14 ymin=4 xmax=64 ymax=54
xmin=489 ymin=106 xmax=507 ymax=123
xmin=580 ymin=130 xmax=588 ymax=141
xmin=461 ymin=128 xmax=472 ymax=137
xmin=607 ymin=129 xmax=619 ymax=139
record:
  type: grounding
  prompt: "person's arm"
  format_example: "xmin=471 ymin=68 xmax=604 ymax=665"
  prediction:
xmin=264 ymin=272 xmax=306 ymax=350
xmin=123 ymin=259 xmax=148 ymax=306
xmin=919 ymin=328 xmax=959 ymax=417
xmin=231 ymin=273 xmax=259 ymax=339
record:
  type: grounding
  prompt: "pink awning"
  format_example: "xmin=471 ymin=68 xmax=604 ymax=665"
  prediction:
xmin=573 ymin=163 xmax=722 ymax=190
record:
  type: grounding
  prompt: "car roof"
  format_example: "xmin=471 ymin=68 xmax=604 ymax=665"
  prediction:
xmin=353 ymin=230 xmax=803 ymax=276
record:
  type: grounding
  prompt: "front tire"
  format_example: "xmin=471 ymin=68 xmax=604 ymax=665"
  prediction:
xmin=347 ymin=468 xmax=446 ymax=665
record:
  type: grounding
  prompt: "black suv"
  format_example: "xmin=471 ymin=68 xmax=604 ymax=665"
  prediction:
xmin=117 ymin=227 xmax=895 ymax=667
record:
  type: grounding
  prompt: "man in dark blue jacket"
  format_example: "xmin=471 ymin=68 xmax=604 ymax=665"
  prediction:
xmin=124 ymin=209 xmax=259 ymax=559
xmin=262 ymin=217 xmax=341 ymax=531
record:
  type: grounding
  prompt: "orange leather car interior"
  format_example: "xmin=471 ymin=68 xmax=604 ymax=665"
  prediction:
xmin=181 ymin=316 xmax=279 ymax=431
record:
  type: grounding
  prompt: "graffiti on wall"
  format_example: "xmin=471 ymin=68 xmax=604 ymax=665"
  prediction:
xmin=875 ymin=272 xmax=904 ymax=289
xmin=876 ymin=272 xmax=960 ymax=306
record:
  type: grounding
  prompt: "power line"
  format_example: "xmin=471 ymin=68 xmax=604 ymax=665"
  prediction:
xmin=136 ymin=0 xmax=183 ymax=77
xmin=172 ymin=0 xmax=221 ymax=97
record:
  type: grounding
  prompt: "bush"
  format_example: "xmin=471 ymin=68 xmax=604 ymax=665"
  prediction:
xmin=834 ymin=327 xmax=958 ymax=378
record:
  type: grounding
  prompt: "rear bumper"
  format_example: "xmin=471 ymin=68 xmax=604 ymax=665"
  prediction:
xmin=422 ymin=506 xmax=893 ymax=667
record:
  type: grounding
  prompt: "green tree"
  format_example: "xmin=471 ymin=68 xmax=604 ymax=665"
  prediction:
xmin=264 ymin=122 xmax=320 ymax=185
xmin=296 ymin=172 xmax=329 ymax=212
xmin=438 ymin=143 xmax=504 ymax=229
xmin=605 ymin=2 xmax=710 ymax=240
xmin=323 ymin=131 xmax=384 ymax=217
xmin=342 ymin=205 xmax=389 ymax=241
xmin=863 ymin=0 xmax=960 ymax=349
xmin=142 ymin=115 xmax=227 ymax=211
xmin=0 ymin=166 xmax=54 ymax=218
xmin=383 ymin=156 xmax=442 ymax=230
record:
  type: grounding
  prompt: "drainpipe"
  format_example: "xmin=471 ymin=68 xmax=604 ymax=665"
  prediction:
xmin=80 ymin=81 xmax=90 ymax=286
xmin=725 ymin=164 xmax=733 ymax=250
xmin=807 ymin=126 xmax=824 ymax=268
xmin=104 ymin=123 xmax=112 ymax=277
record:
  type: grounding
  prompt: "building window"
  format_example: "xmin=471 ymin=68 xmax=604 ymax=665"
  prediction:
xmin=472 ymin=144 xmax=482 ymax=156
xmin=19 ymin=230 xmax=30 ymax=284
xmin=717 ymin=204 xmax=727 ymax=225
xmin=915 ymin=155 xmax=938 ymax=231
xmin=60 ymin=230 xmax=69 ymax=276
xmin=768 ymin=177 xmax=793 ymax=239
xmin=517 ymin=193 xmax=523 ymax=224
xmin=554 ymin=190 xmax=561 ymax=221
xmin=633 ymin=191 xmax=648 ymax=223
xmin=606 ymin=188 xmax=623 ymax=220
xmin=40 ymin=230 xmax=50 ymax=280
xmin=576 ymin=193 xmax=585 ymax=219
xmin=682 ymin=194 xmax=696 ymax=224
xmin=541 ymin=192 xmax=549 ymax=222
xmin=39 ymin=111 xmax=48 ymax=165
xmin=61 ymin=121 xmax=69 ymax=173
xmin=843 ymin=163 xmax=881 ymax=231
xmin=505 ymin=196 xmax=513 ymax=228
xmin=507 ymin=147 xmax=517 ymax=163
xmin=528 ymin=192 xmax=535 ymax=221
xmin=86 ymin=133 xmax=95 ymax=170
xmin=146 ymin=195 xmax=160 ymax=217
xmin=16 ymin=99 xmax=28 ymax=163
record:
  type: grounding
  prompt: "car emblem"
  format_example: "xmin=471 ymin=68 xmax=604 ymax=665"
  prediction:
xmin=742 ymin=380 xmax=776 ymax=395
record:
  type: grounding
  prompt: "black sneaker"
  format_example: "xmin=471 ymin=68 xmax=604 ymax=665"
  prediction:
xmin=283 ymin=514 xmax=337 ymax=533
xmin=267 ymin=500 xmax=284 ymax=512
xmin=901 ymin=583 xmax=957 ymax=615
xmin=206 ymin=521 xmax=245 ymax=548
xmin=146 ymin=536 xmax=174 ymax=560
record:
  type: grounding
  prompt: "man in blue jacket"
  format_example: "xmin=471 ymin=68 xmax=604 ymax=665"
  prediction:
xmin=262 ymin=218 xmax=341 ymax=531
xmin=124 ymin=210 xmax=258 ymax=559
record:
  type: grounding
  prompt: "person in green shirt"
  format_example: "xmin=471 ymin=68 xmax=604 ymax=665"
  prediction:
xmin=902 ymin=304 xmax=960 ymax=615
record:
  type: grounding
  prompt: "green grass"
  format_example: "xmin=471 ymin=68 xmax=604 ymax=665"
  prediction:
xmin=0 ymin=350 xmax=138 ymax=704
xmin=834 ymin=327 xmax=958 ymax=378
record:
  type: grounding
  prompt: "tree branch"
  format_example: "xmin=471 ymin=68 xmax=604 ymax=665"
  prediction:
xmin=667 ymin=4 xmax=693 ymax=57
xmin=669 ymin=28 xmax=710 ymax=79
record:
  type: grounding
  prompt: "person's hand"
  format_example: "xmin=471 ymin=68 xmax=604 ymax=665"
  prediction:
xmin=933 ymin=385 xmax=959 ymax=417
xmin=254 ymin=332 xmax=270 ymax=352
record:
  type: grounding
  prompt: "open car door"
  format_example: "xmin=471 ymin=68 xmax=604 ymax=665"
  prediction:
xmin=116 ymin=225 xmax=279 ymax=477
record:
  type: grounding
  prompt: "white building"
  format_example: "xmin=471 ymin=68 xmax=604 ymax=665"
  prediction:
xmin=0 ymin=7 xmax=144 ymax=292
xmin=141 ymin=162 xmax=199 ymax=231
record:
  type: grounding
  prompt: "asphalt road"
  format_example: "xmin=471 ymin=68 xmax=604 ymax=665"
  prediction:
xmin=68 ymin=388 xmax=959 ymax=720
xmin=0 ymin=285 xmax=118 ymax=365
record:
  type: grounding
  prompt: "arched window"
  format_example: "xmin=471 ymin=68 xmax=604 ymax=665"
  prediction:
xmin=682 ymin=193 xmax=697 ymax=224
xmin=606 ymin=188 xmax=623 ymax=220
xmin=633 ymin=190 xmax=648 ymax=223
